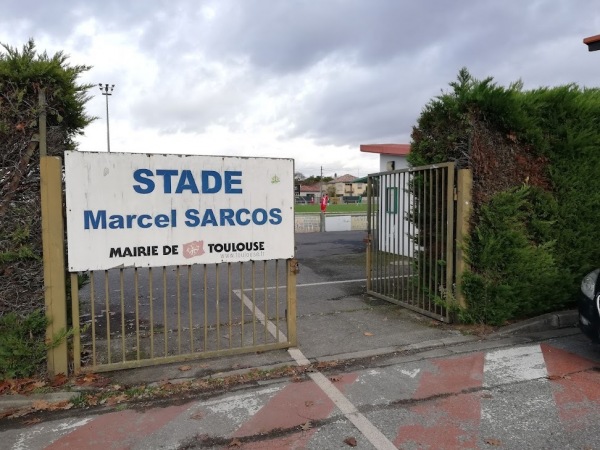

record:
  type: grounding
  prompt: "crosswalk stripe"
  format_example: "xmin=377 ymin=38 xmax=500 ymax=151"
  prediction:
xmin=484 ymin=344 xmax=547 ymax=387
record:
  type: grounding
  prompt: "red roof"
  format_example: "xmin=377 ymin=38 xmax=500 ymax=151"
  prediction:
xmin=583 ymin=34 xmax=600 ymax=44
xmin=332 ymin=174 xmax=357 ymax=183
xmin=360 ymin=144 xmax=410 ymax=156
xmin=299 ymin=184 xmax=320 ymax=192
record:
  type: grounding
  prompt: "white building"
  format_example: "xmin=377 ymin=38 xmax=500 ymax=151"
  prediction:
xmin=360 ymin=144 xmax=414 ymax=256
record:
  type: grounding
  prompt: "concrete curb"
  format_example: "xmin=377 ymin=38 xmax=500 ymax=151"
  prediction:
xmin=0 ymin=309 xmax=581 ymax=415
xmin=0 ymin=392 xmax=80 ymax=413
xmin=492 ymin=310 xmax=578 ymax=336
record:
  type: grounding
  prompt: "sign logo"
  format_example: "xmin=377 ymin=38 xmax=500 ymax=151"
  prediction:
xmin=183 ymin=240 xmax=205 ymax=259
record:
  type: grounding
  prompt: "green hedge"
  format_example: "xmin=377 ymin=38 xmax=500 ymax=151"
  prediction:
xmin=410 ymin=69 xmax=600 ymax=324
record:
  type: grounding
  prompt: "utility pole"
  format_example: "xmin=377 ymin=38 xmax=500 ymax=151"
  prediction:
xmin=319 ymin=166 xmax=324 ymax=232
xmin=319 ymin=166 xmax=323 ymax=200
xmin=99 ymin=83 xmax=115 ymax=152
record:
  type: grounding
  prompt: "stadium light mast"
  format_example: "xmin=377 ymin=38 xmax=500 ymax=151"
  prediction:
xmin=99 ymin=83 xmax=115 ymax=152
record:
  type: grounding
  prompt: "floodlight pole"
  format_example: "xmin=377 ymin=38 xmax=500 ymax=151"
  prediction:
xmin=99 ymin=83 xmax=115 ymax=152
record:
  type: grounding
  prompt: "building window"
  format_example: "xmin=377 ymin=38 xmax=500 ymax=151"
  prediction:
xmin=386 ymin=161 xmax=395 ymax=171
xmin=385 ymin=187 xmax=398 ymax=214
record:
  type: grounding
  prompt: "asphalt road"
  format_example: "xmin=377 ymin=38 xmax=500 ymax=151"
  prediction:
xmin=75 ymin=230 xmax=369 ymax=365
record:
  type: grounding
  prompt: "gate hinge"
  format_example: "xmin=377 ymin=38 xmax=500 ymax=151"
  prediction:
xmin=289 ymin=259 xmax=300 ymax=275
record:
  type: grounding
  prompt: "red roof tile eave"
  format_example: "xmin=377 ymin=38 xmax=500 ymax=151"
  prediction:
xmin=584 ymin=34 xmax=600 ymax=44
xmin=360 ymin=144 xmax=410 ymax=156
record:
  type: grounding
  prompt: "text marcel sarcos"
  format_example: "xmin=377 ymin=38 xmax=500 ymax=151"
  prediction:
xmin=83 ymin=169 xmax=283 ymax=230
xmin=82 ymin=169 xmax=283 ymax=259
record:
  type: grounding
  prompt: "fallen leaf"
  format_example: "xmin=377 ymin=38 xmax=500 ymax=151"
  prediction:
xmin=179 ymin=365 xmax=192 ymax=371
xmin=50 ymin=374 xmax=68 ymax=387
xmin=344 ymin=437 xmax=358 ymax=447
xmin=48 ymin=401 xmax=72 ymax=411
xmin=316 ymin=361 xmax=337 ymax=369
xmin=31 ymin=381 xmax=48 ymax=391
xmin=23 ymin=417 xmax=42 ymax=425
xmin=329 ymin=375 xmax=342 ymax=382
xmin=547 ymin=375 xmax=564 ymax=381
xmin=300 ymin=421 xmax=312 ymax=431
xmin=106 ymin=394 xmax=128 ymax=406
xmin=0 ymin=381 xmax=12 ymax=394
xmin=228 ymin=438 xmax=242 ymax=447
xmin=18 ymin=379 xmax=42 ymax=394
xmin=305 ymin=401 xmax=314 ymax=407
xmin=190 ymin=411 xmax=204 ymax=420
xmin=8 ymin=409 xmax=31 ymax=419
xmin=485 ymin=438 xmax=502 ymax=446
xmin=292 ymin=376 xmax=303 ymax=383
xmin=32 ymin=400 xmax=51 ymax=411
xmin=75 ymin=373 xmax=111 ymax=388
xmin=0 ymin=409 xmax=17 ymax=420
xmin=363 ymin=331 xmax=374 ymax=336
xmin=86 ymin=395 xmax=100 ymax=406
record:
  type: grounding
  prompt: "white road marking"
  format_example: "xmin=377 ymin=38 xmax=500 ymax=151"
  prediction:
xmin=51 ymin=418 xmax=94 ymax=432
xmin=400 ymin=368 xmax=421 ymax=378
xmin=14 ymin=418 xmax=93 ymax=450
xmin=204 ymin=386 xmax=282 ymax=418
xmin=233 ymin=289 xmax=287 ymax=344
xmin=233 ymin=289 xmax=397 ymax=450
xmin=296 ymin=278 xmax=366 ymax=288
xmin=245 ymin=275 xmax=407 ymax=291
xmin=484 ymin=344 xmax=548 ymax=387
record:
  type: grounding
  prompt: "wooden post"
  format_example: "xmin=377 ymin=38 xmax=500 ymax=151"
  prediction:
xmin=455 ymin=169 xmax=473 ymax=309
xmin=71 ymin=273 xmax=81 ymax=374
xmin=41 ymin=156 xmax=68 ymax=376
xmin=286 ymin=259 xmax=298 ymax=346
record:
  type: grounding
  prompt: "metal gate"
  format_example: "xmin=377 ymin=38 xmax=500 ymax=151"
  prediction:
xmin=366 ymin=162 xmax=469 ymax=322
xmin=69 ymin=259 xmax=297 ymax=373
xmin=37 ymin=152 xmax=298 ymax=375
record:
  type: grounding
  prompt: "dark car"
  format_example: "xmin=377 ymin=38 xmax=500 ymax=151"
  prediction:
xmin=579 ymin=269 xmax=600 ymax=342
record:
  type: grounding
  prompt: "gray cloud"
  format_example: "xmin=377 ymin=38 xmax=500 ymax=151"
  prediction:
xmin=2 ymin=0 xmax=600 ymax=151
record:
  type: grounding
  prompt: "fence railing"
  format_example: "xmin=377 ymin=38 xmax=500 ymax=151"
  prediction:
xmin=70 ymin=259 xmax=298 ymax=373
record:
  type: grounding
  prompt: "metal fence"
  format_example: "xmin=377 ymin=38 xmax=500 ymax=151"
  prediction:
xmin=70 ymin=259 xmax=297 ymax=373
xmin=366 ymin=163 xmax=458 ymax=322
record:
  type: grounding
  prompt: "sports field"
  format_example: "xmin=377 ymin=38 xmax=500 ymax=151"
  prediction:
xmin=294 ymin=203 xmax=369 ymax=213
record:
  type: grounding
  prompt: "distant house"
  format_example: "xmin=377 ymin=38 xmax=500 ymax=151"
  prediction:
xmin=360 ymin=144 xmax=410 ymax=173
xmin=327 ymin=174 xmax=363 ymax=197
xmin=299 ymin=184 xmax=321 ymax=202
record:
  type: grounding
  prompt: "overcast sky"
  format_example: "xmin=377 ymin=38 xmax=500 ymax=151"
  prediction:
xmin=2 ymin=1 xmax=599 ymax=178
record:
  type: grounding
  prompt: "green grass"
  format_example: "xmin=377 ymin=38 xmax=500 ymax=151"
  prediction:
xmin=295 ymin=203 xmax=369 ymax=213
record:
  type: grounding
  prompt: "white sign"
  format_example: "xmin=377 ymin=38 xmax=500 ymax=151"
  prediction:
xmin=64 ymin=152 xmax=295 ymax=271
